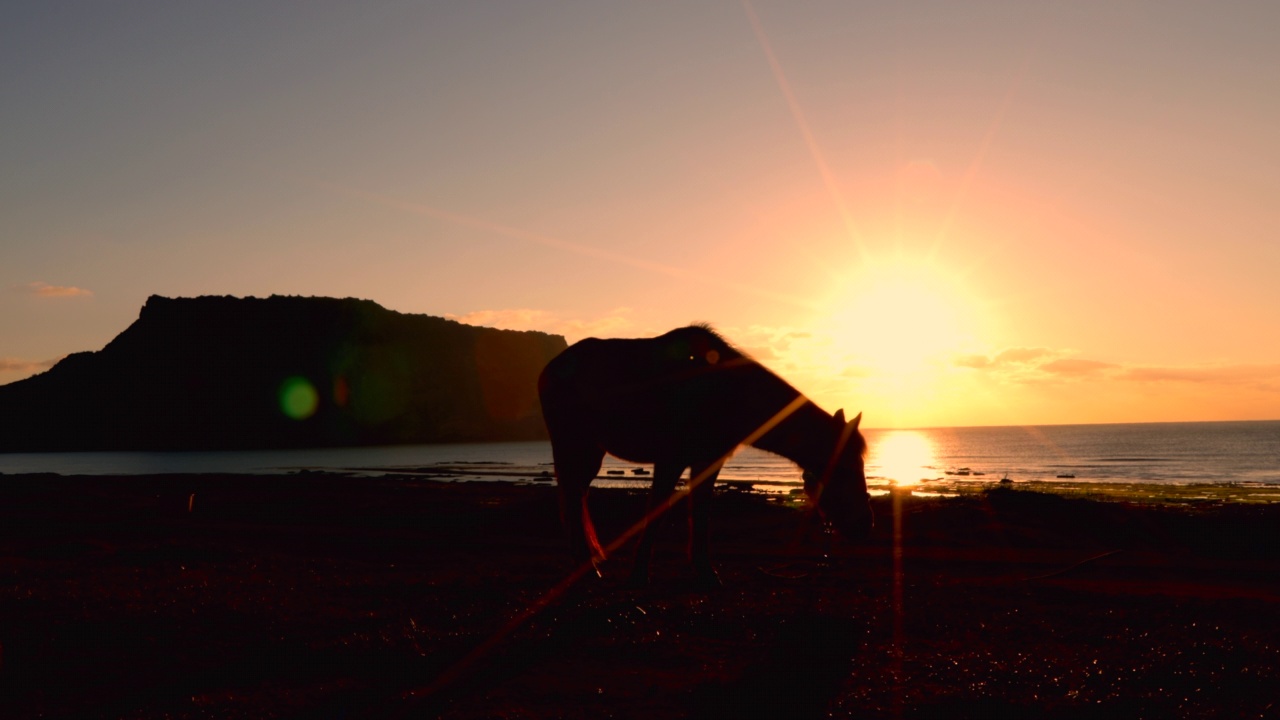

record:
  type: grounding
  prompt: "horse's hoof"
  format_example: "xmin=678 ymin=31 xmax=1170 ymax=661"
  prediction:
xmin=568 ymin=558 xmax=604 ymax=583
xmin=694 ymin=568 xmax=723 ymax=590
xmin=626 ymin=568 xmax=651 ymax=589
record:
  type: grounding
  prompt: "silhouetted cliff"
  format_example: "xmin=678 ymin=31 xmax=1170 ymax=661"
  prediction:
xmin=0 ymin=295 xmax=567 ymax=451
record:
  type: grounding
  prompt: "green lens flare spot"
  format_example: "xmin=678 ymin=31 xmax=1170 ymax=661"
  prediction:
xmin=280 ymin=376 xmax=319 ymax=420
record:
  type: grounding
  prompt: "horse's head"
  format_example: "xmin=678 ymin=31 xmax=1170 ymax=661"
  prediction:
xmin=803 ymin=409 xmax=873 ymax=541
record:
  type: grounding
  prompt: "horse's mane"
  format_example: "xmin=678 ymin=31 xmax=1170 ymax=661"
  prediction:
xmin=681 ymin=324 xmax=865 ymax=457
xmin=682 ymin=322 xmax=748 ymax=361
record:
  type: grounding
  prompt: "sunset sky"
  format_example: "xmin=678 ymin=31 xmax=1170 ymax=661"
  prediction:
xmin=4 ymin=1 xmax=1278 ymax=428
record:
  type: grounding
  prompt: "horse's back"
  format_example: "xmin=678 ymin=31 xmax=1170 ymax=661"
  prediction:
xmin=540 ymin=326 xmax=736 ymax=411
xmin=539 ymin=327 xmax=773 ymax=463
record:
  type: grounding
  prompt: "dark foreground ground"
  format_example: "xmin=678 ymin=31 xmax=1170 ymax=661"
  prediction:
xmin=2 ymin=474 xmax=1278 ymax=719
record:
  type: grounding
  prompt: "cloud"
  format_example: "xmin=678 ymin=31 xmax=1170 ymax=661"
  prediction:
xmin=839 ymin=365 xmax=873 ymax=378
xmin=1118 ymin=364 xmax=1280 ymax=390
xmin=448 ymin=308 xmax=553 ymax=330
xmin=722 ymin=324 xmax=820 ymax=362
xmin=955 ymin=346 xmax=1117 ymax=383
xmin=954 ymin=347 xmax=1075 ymax=381
xmin=0 ymin=357 xmax=58 ymax=374
xmin=994 ymin=347 xmax=1053 ymax=365
xmin=958 ymin=347 xmax=1280 ymax=392
xmin=447 ymin=307 xmax=634 ymax=343
xmin=954 ymin=354 xmax=991 ymax=369
xmin=738 ymin=344 xmax=778 ymax=361
xmin=955 ymin=347 xmax=1054 ymax=370
xmin=25 ymin=282 xmax=93 ymax=298
xmin=1039 ymin=358 xmax=1117 ymax=376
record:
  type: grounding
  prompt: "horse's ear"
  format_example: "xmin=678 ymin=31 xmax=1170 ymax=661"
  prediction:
xmin=849 ymin=411 xmax=862 ymax=430
xmin=833 ymin=408 xmax=845 ymax=425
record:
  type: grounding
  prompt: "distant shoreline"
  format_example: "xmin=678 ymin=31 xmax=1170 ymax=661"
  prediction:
xmin=2 ymin=468 xmax=1279 ymax=506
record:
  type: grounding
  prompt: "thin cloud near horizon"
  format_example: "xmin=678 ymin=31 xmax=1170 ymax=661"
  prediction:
xmin=956 ymin=349 xmax=1280 ymax=391
xmin=25 ymin=282 xmax=93 ymax=298
xmin=447 ymin=307 xmax=636 ymax=344
xmin=0 ymin=357 xmax=59 ymax=374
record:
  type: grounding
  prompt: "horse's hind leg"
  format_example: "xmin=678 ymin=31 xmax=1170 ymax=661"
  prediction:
xmin=689 ymin=461 xmax=724 ymax=587
xmin=629 ymin=462 xmax=682 ymax=586
xmin=552 ymin=442 xmax=606 ymax=574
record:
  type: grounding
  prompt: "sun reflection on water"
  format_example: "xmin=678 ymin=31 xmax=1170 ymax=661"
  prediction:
xmin=870 ymin=431 xmax=938 ymax=487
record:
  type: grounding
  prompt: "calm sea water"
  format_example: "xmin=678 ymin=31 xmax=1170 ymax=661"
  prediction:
xmin=2 ymin=421 xmax=1276 ymax=489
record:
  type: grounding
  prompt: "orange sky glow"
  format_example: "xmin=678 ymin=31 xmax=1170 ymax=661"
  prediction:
xmin=3 ymin=2 xmax=1278 ymax=428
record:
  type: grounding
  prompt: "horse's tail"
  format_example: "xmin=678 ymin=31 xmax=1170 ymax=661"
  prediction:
xmin=581 ymin=502 xmax=605 ymax=561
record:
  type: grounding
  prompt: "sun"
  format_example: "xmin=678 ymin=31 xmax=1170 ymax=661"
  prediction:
xmin=804 ymin=250 xmax=992 ymax=416
xmin=821 ymin=252 xmax=982 ymax=368
xmin=850 ymin=266 xmax=965 ymax=366
xmin=869 ymin=430 xmax=938 ymax=486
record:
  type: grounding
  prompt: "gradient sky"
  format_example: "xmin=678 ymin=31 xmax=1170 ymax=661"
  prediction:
xmin=4 ymin=1 xmax=1278 ymax=428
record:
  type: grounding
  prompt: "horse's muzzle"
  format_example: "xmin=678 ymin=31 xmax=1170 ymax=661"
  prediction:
xmin=824 ymin=497 xmax=874 ymax=542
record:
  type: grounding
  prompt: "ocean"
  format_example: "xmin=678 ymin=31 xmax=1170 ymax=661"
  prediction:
xmin=1 ymin=420 xmax=1276 ymax=492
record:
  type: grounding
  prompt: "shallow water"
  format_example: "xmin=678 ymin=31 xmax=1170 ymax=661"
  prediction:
xmin=1 ymin=420 xmax=1277 ymax=489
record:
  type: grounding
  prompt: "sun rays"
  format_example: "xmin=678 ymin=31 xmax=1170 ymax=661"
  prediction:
xmin=311 ymin=179 xmax=820 ymax=313
xmin=741 ymin=0 xmax=865 ymax=257
xmin=299 ymin=3 xmax=1025 ymax=428
xmin=738 ymin=2 xmax=1018 ymax=422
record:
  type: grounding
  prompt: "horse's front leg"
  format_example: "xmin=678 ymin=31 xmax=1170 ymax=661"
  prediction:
xmin=629 ymin=462 xmax=682 ymax=586
xmin=689 ymin=461 xmax=724 ymax=587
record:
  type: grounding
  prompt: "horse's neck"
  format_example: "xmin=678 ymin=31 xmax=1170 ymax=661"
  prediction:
xmin=750 ymin=401 xmax=834 ymax=473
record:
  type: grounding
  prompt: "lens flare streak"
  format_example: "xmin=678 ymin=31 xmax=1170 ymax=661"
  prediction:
xmin=408 ymin=395 xmax=811 ymax=703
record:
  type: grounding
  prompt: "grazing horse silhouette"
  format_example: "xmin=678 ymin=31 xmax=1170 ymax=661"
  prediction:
xmin=539 ymin=325 xmax=872 ymax=584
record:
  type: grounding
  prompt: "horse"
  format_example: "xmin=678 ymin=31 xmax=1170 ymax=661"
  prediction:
xmin=538 ymin=324 xmax=872 ymax=585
